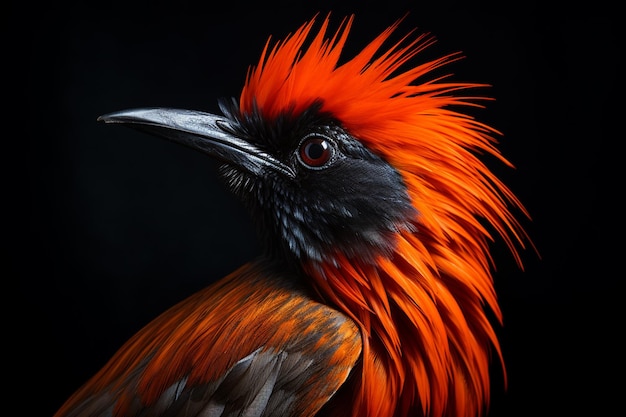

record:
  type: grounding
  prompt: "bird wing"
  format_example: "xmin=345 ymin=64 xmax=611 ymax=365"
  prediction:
xmin=55 ymin=259 xmax=362 ymax=417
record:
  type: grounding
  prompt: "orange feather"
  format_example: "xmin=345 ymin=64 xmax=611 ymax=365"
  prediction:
xmin=54 ymin=261 xmax=362 ymax=417
xmin=243 ymin=14 xmax=530 ymax=417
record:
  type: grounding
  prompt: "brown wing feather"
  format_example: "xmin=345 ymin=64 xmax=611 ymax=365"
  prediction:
xmin=54 ymin=259 xmax=362 ymax=417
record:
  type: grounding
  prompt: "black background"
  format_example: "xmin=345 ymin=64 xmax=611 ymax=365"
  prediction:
xmin=9 ymin=1 xmax=620 ymax=416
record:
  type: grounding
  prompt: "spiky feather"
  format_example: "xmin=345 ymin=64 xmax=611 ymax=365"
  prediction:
xmin=241 ymin=14 xmax=530 ymax=417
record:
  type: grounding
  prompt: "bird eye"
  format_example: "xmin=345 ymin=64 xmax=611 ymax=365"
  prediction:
xmin=297 ymin=135 xmax=333 ymax=169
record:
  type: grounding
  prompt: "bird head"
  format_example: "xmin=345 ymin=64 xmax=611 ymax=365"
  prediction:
xmin=98 ymin=14 xmax=530 ymax=417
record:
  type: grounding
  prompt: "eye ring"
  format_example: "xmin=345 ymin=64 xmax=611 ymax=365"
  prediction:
xmin=297 ymin=134 xmax=335 ymax=169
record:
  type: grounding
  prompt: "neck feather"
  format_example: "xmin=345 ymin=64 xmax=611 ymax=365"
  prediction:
xmin=303 ymin=230 xmax=503 ymax=417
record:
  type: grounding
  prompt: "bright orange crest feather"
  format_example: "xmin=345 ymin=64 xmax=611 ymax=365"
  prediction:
xmin=242 ymin=14 xmax=530 ymax=417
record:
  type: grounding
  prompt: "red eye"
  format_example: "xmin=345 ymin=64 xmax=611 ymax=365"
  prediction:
xmin=298 ymin=136 xmax=333 ymax=168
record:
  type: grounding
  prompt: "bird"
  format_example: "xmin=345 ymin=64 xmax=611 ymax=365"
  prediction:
xmin=55 ymin=13 xmax=530 ymax=417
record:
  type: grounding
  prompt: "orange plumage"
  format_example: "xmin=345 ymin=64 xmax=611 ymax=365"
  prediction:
xmin=243 ymin=15 xmax=528 ymax=415
xmin=56 ymin=14 xmax=529 ymax=417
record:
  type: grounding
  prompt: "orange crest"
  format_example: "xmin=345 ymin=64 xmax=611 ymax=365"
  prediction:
xmin=240 ymin=14 xmax=528 ymax=262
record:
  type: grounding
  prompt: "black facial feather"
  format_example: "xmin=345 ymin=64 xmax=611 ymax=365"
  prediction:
xmin=218 ymin=98 xmax=417 ymax=265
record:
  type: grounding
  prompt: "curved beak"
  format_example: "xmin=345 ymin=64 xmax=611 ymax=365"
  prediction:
xmin=97 ymin=107 xmax=294 ymax=178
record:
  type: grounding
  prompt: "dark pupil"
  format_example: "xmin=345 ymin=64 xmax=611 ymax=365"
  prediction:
xmin=306 ymin=142 xmax=325 ymax=159
xmin=300 ymin=137 xmax=331 ymax=167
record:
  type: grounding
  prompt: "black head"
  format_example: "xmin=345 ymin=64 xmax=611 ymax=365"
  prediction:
xmin=218 ymin=99 xmax=417 ymax=264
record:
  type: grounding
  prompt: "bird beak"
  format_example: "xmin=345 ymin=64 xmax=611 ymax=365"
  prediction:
xmin=97 ymin=107 xmax=295 ymax=178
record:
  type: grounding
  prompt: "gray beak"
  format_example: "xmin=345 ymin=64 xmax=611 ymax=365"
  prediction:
xmin=98 ymin=107 xmax=294 ymax=178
